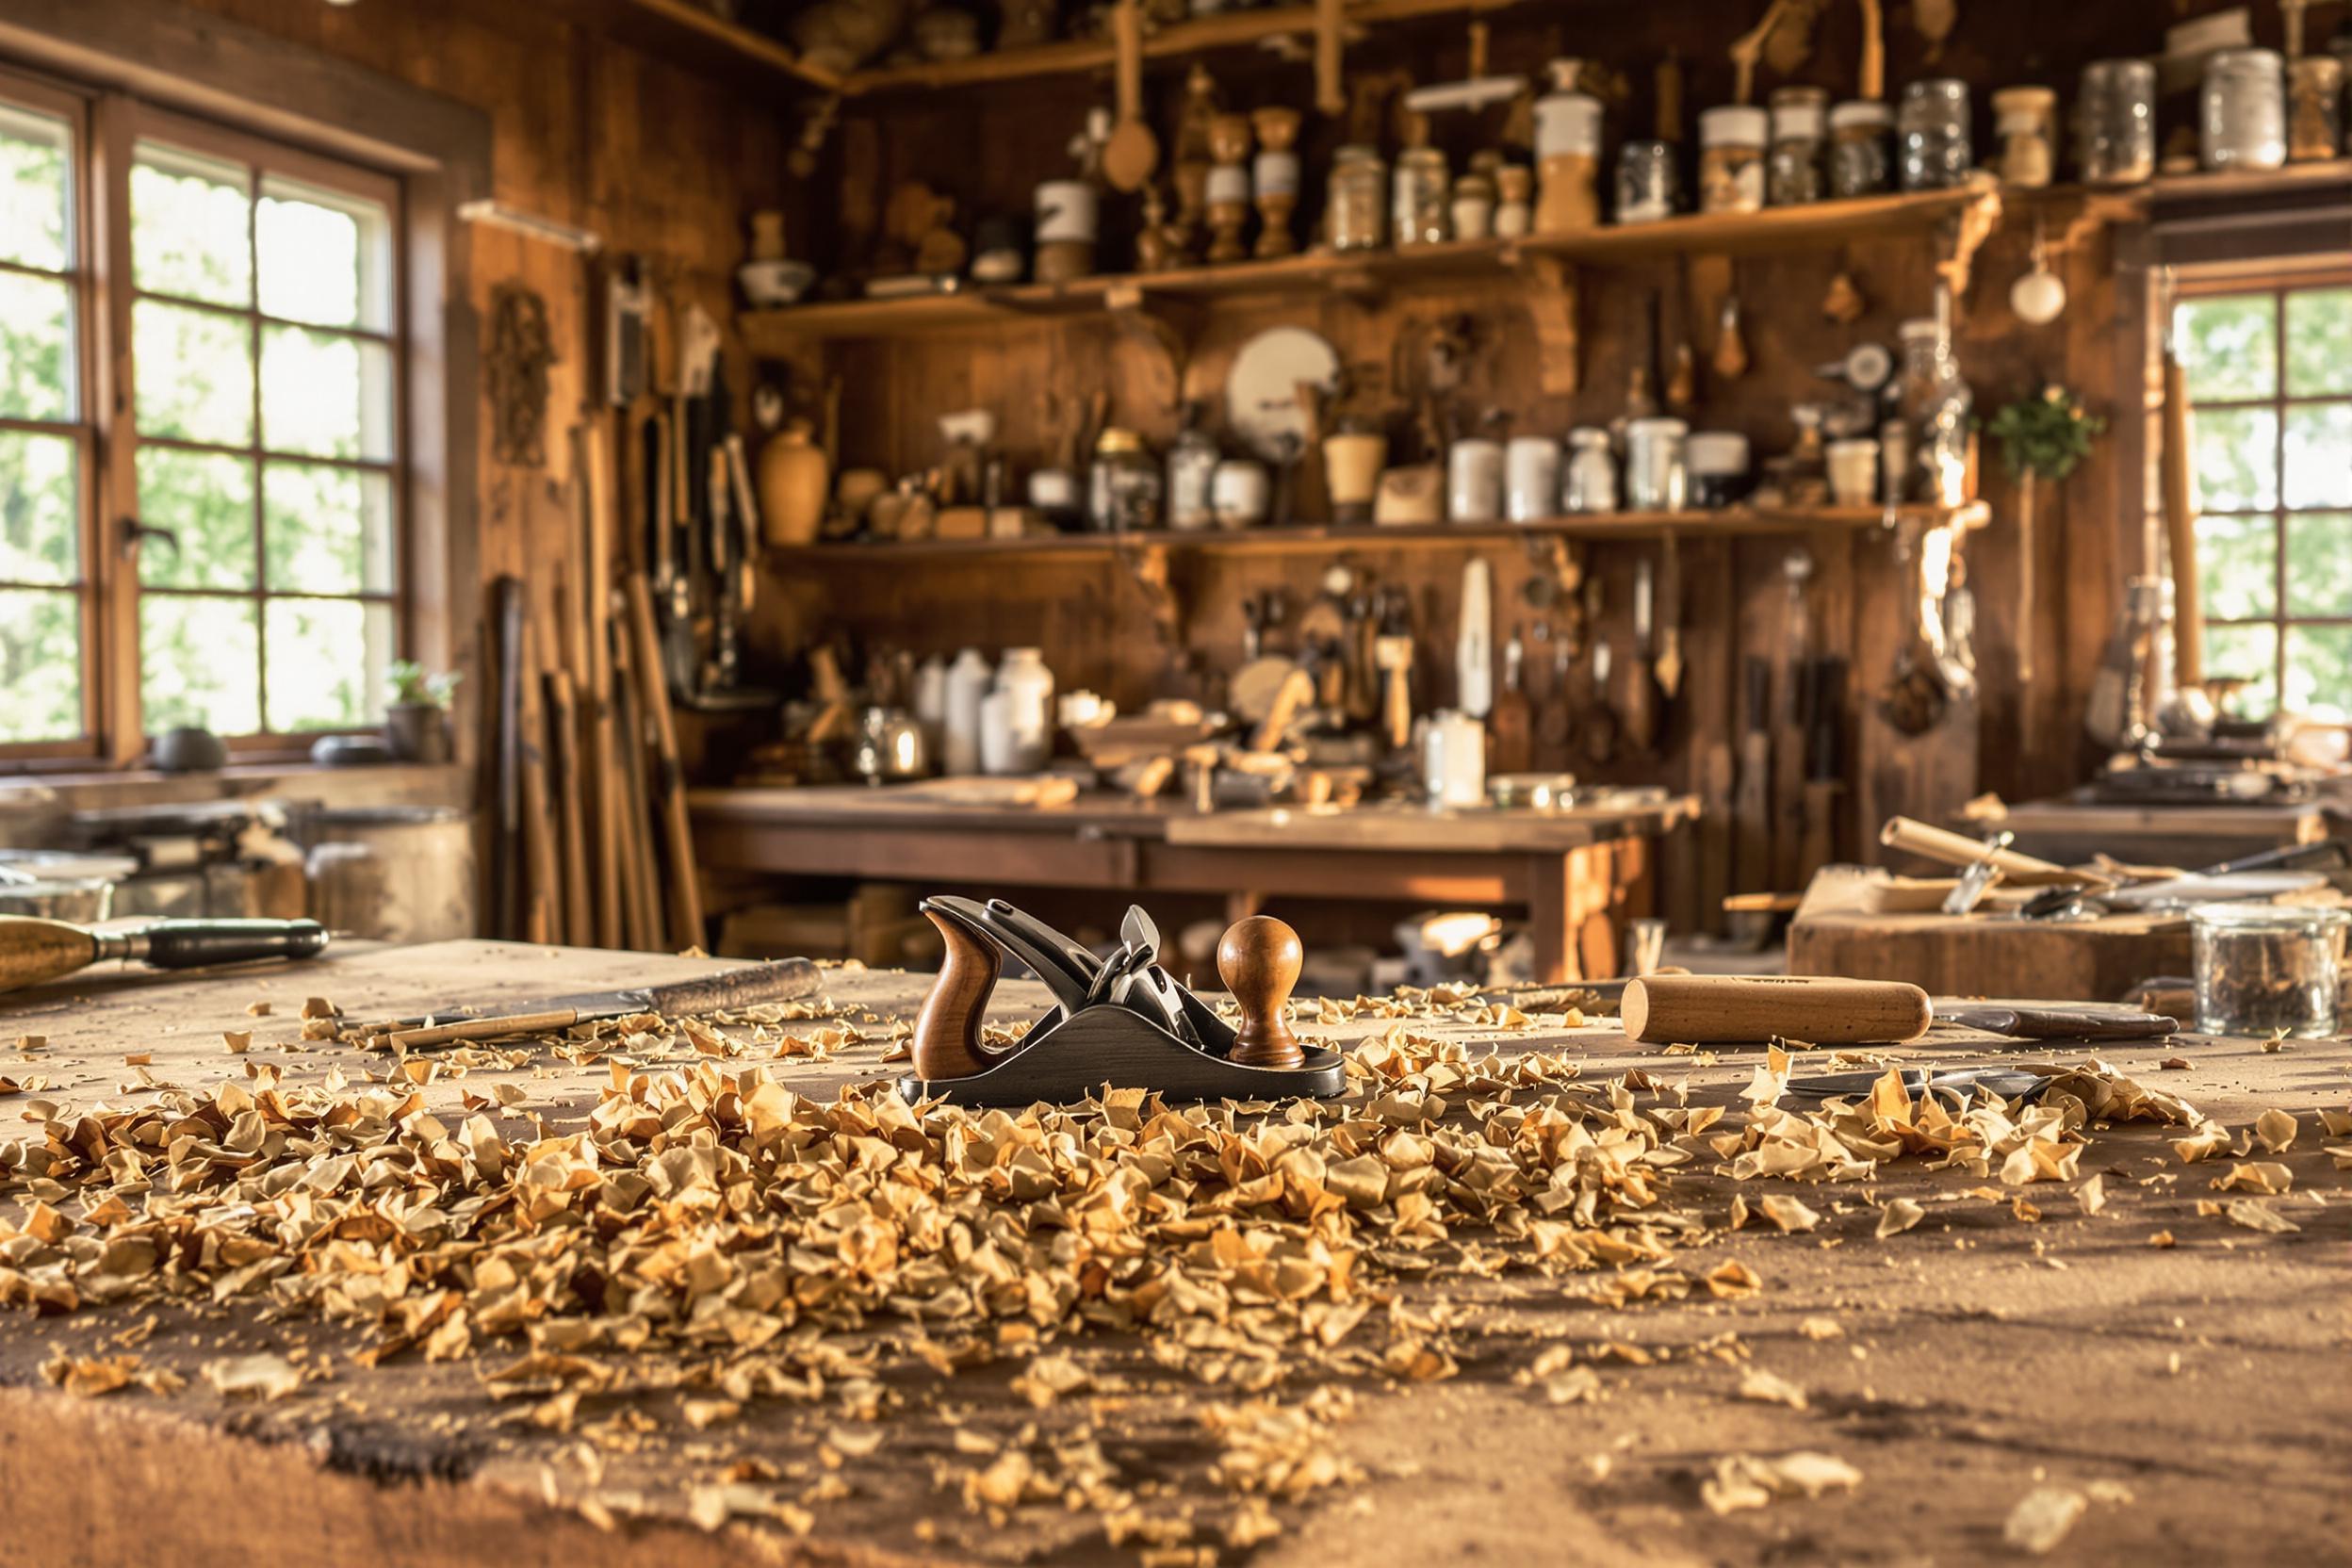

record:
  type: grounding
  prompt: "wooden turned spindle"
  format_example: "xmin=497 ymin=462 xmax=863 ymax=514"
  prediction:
xmin=911 ymin=907 xmax=1004 ymax=1081
xmin=1217 ymin=915 xmax=1303 ymax=1068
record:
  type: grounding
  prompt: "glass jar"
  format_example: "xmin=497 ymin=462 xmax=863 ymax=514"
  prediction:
xmin=1328 ymin=143 xmax=1387 ymax=252
xmin=2192 ymin=904 xmax=2350 ymax=1037
xmin=1828 ymin=100 xmax=1893 ymax=196
xmin=1624 ymin=417 xmax=1689 ymax=511
xmin=2202 ymin=48 xmax=2286 ymax=171
xmin=1505 ymin=435 xmax=1560 ymax=523
xmin=1614 ymin=139 xmax=1679 ymax=223
xmin=1088 ymin=428 xmax=1161 ymax=532
xmin=1767 ymin=86 xmax=1828 ymax=204
xmin=1898 ymin=79 xmax=1972 ymax=189
xmin=1699 ymin=105 xmax=1770 ymax=213
xmin=1393 ymin=147 xmax=1449 ymax=247
xmin=1166 ymin=426 xmax=1219 ymax=531
xmin=1895 ymin=313 xmax=1972 ymax=507
xmin=2078 ymin=58 xmax=2157 ymax=184
xmin=1561 ymin=428 xmax=1617 ymax=513
xmin=1446 ymin=437 xmax=1504 ymax=523
xmin=1534 ymin=88 xmax=1604 ymax=235
xmin=2287 ymin=57 xmax=2344 ymax=163
xmin=1991 ymin=85 xmax=2058 ymax=188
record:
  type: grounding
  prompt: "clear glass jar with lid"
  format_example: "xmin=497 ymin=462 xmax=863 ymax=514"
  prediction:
xmin=1894 ymin=308 xmax=1972 ymax=507
xmin=1767 ymin=86 xmax=1829 ymax=204
xmin=1089 ymin=428 xmax=1162 ymax=532
xmin=1614 ymin=139 xmax=1680 ymax=223
xmin=2286 ymin=56 xmax=2343 ymax=163
xmin=2201 ymin=48 xmax=2286 ymax=170
xmin=1699 ymin=105 xmax=1770 ymax=213
xmin=1327 ymin=143 xmax=1387 ymax=252
xmin=1393 ymin=147 xmax=1449 ymax=247
xmin=2077 ymin=59 xmax=2156 ymax=184
xmin=1561 ymin=428 xmax=1618 ymax=513
xmin=1828 ymin=100 xmax=1892 ymax=196
xmin=1166 ymin=425 xmax=1219 ymax=531
xmin=1990 ymin=86 xmax=2058 ymax=188
xmin=1898 ymin=79 xmax=1972 ymax=189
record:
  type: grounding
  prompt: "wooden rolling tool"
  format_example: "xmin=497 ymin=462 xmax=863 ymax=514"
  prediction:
xmin=1217 ymin=914 xmax=1303 ymax=1068
xmin=1621 ymin=973 xmax=1932 ymax=1044
xmin=0 ymin=917 xmax=329 ymax=995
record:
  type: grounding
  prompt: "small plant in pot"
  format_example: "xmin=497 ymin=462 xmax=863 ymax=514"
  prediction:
xmin=384 ymin=661 xmax=460 ymax=763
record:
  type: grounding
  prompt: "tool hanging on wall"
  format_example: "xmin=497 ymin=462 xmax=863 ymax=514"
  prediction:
xmin=1102 ymin=0 xmax=1159 ymax=192
xmin=906 ymin=898 xmax=1344 ymax=1104
xmin=1734 ymin=655 xmax=1774 ymax=893
xmin=626 ymin=574 xmax=707 ymax=947
xmin=1624 ymin=556 xmax=1659 ymax=754
xmin=2159 ymin=273 xmax=2204 ymax=694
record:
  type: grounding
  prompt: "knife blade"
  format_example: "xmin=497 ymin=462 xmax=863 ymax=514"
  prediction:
xmin=1931 ymin=1001 xmax=2178 ymax=1040
xmin=365 ymin=956 xmax=824 ymax=1048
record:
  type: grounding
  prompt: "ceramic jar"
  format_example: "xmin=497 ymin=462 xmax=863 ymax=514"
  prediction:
xmin=1991 ymin=86 xmax=2058 ymax=188
xmin=1323 ymin=424 xmax=1386 ymax=524
xmin=1767 ymin=87 xmax=1828 ymax=205
xmin=1210 ymin=459 xmax=1271 ymax=529
xmin=1899 ymin=79 xmax=1972 ymax=189
xmin=942 ymin=648 xmax=991 ymax=775
xmin=1327 ymin=145 xmax=1387 ymax=252
xmin=1685 ymin=431 xmax=1751 ymax=508
xmin=1422 ymin=710 xmax=1486 ymax=808
xmin=1450 ymin=172 xmax=1496 ymax=240
xmin=1615 ymin=139 xmax=1680 ymax=223
xmin=1447 ymin=437 xmax=1504 ymax=523
xmin=992 ymin=648 xmax=1055 ymax=774
xmin=1825 ymin=438 xmax=1879 ymax=507
xmin=2287 ymin=57 xmax=2343 ymax=162
xmin=1494 ymin=165 xmax=1534 ymax=237
xmin=1624 ymin=417 xmax=1689 ymax=511
xmin=1562 ymin=428 xmax=1617 ymax=513
xmin=757 ymin=419 xmax=829 ymax=548
xmin=1699 ymin=105 xmax=1770 ymax=214
xmin=1505 ymin=436 xmax=1560 ymax=523
xmin=1034 ymin=180 xmax=1098 ymax=284
xmin=2203 ymin=48 xmax=2286 ymax=171
xmin=1828 ymin=100 xmax=1893 ymax=196
xmin=1534 ymin=85 xmax=1604 ymax=235
xmin=2078 ymin=59 xmax=2157 ymax=184
xmin=1393 ymin=148 xmax=1449 ymax=246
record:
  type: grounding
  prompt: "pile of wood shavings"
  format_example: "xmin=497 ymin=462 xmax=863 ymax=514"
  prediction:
xmin=0 ymin=1004 xmax=2292 ymax=1555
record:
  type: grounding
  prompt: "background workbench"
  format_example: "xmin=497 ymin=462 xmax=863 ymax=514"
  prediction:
xmin=1 ymin=939 xmax=2344 ymax=1568
xmin=693 ymin=787 xmax=1694 ymax=983
xmin=1986 ymin=795 xmax=2337 ymax=872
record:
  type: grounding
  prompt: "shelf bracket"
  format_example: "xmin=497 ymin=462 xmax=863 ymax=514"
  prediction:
xmin=1514 ymin=253 xmax=1581 ymax=397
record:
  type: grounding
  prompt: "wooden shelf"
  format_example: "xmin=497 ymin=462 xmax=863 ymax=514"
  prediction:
xmin=564 ymin=0 xmax=842 ymax=96
xmin=743 ymin=186 xmax=1994 ymax=348
xmin=766 ymin=506 xmax=1963 ymax=564
xmin=837 ymin=0 xmax=1533 ymax=96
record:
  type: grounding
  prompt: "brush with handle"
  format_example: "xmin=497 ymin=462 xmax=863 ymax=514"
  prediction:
xmin=0 ymin=916 xmax=330 ymax=995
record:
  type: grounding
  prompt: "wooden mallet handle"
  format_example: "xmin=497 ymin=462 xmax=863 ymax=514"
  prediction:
xmin=1622 ymin=973 xmax=1931 ymax=1044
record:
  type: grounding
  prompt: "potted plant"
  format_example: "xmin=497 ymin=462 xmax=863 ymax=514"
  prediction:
xmin=384 ymin=660 xmax=460 ymax=763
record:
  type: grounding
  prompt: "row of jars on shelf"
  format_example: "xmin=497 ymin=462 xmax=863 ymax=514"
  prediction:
xmin=1328 ymin=50 xmax=2346 ymax=254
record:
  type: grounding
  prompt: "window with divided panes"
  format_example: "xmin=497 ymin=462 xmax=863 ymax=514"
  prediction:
xmin=0 ymin=73 xmax=403 ymax=760
xmin=2174 ymin=273 xmax=2352 ymax=718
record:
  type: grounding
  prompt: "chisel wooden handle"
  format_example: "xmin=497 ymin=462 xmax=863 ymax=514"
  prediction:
xmin=1877 ymin=816 xmax=2093 ymax=887
xmin=1621 ymin=973 xmax=1932 ymax=1044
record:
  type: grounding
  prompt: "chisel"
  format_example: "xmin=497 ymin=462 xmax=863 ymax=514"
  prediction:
xmin=1 ymin=917 xmax=329 ymax=995
xmin=360 ymin=956 xmax=823 ymax=1049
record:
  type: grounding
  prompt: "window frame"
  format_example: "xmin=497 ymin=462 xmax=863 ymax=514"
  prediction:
xmin=0 ymin=73 xmax=414 ymax=764
xmin=2173 ymin=262 xmax=2352 ymax=717
xmin=0 ymin=67 xmax=104 ymax=761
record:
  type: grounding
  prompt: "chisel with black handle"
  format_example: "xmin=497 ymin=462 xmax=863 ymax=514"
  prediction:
xmin=0 ymin=916 xmax=330 ymax=995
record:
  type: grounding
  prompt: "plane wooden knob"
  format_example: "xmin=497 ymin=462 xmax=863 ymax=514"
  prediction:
xmin=1217 ymin=914 xmax=1303 ymax=1068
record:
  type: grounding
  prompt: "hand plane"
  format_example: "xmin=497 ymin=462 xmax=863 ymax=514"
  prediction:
xmin=905 ymin=896 xmax=1346 ymax=1105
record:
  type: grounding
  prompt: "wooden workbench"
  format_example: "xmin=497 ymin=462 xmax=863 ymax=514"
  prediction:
xmin=1787 ymin=865 xmax=2195 ymax=1000
xmin=692 ymin=786 xmax=1695 ymax=983
xmin=1985 ymin=794 xmax=2337 ymax=871
xmin=1 ymin=939 xmax=2343 ymax=1568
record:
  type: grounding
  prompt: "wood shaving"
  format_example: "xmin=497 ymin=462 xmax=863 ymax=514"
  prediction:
xmin=2211 ymin=1162 xmax=2293 ymax=1196
xmin=1737 ymin=1368 xmax=1808 ymax=1409
xmin=1875 ymin=1199 xmax=1924 ymax=1238
xmin=1700 ymin=1450 xmax=1862 ymax=1513
xmin=2252 ymin=1109 xmax=2298 ymax=1152
xmin=2003 ymin=1485 xmax=2087 ymax=1554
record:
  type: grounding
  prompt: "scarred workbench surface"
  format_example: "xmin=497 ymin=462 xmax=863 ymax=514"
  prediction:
xmin=0 ymin=939 xmax=2344 ymax=1567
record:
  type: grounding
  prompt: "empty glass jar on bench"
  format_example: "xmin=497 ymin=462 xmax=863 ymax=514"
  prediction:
xmin=2192 ymin=903 xmax=2349 ymax=1037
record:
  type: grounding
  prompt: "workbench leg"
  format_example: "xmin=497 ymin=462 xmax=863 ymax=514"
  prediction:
xmin=1528 ymin=855 xmax=1585 ymax=985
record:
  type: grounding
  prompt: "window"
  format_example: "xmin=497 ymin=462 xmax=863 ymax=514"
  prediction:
xmin=0 ymin=74 xmax=403 ymax=760
xmin=2175 ymin=273 xmax=2352 ymax=718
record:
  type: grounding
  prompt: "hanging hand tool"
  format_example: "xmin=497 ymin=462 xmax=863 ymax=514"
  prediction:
xmin=1374 ymin=586 xmax=1416 ymax=753
xmin=1490 ymin=629 xmax=1533 ymax=775
xmin=1654 ymin=533 xmax=1684 ymax=701
xmin=1795 ymin=655 xmax=1847 ymax=882
xmin=1734 ymin=655 xmax=1773 ymax=892
xmin=1623 ymin=555 xmax=1658 ymax=754
xmin=1773 ymin=549 xmax=1814 ymax=890
xmin=0 ymin=917 xmax=328 ymax=995
xmin=1456 ymin=558 xmax=1494 ymax=720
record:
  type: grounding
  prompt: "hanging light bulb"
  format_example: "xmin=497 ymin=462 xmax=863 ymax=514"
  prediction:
xmin=2010 ymin=218 xmax=2067 ymax=326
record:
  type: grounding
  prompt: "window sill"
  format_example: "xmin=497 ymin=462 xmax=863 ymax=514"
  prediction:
xmin=0 ymin=760 xmax=470 ymax=832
